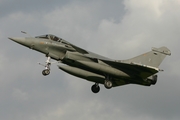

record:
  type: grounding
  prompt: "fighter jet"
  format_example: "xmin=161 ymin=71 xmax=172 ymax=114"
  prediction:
xmin=9 ymin=33 xmax=171 ymax=93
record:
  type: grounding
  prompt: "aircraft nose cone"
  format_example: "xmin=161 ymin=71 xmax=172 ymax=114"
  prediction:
xmin=8 ymin=37 xmax=25 ymax=42
xmin=9 ymin=37 xmax=32 ymax=48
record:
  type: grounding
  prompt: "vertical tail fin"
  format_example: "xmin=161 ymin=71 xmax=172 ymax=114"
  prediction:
xmin=124 ymin=47 xmax=171 ymax=68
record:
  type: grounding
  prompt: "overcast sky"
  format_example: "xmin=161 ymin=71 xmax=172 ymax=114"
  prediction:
xmin=0 ymin=0 xmax=180 ymax=120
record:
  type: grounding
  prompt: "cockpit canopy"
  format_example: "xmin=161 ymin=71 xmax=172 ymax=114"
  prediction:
xmin=35 ymin=34 xmax=70 ymax=44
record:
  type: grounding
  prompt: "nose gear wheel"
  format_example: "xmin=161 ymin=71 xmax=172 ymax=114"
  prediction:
xmin=39 ymin=56 xmax=51 ymax=76
xmin=42 ymin=69 xmax=50 ymax=76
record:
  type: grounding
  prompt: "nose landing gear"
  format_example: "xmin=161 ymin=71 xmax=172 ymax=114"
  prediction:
xmin=39 ymin=56 xmax=51 ymax=76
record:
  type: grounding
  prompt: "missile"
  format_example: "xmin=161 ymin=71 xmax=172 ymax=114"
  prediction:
xmin=76 ymin=61 xmax=130 ymax=78
xmin=58 ymin=65 xmax=105 ymax=83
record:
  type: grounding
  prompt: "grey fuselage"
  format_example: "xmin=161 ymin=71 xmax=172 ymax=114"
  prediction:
xmin=9 ymin=34 xmax=170 ymax=91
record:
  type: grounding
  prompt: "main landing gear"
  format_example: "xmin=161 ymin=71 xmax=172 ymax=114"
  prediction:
xmin=39 ymin=56 xmax=51 ymax=76
xmin=104 ymin=75 xmax=113 ymax=89
xmin=91 ymin=83 xmax=100 ymax=93
xmin=104 ymin=80 xmax=113 ymax=89
xmin=91 ymin=76 xmax=113 ymax=93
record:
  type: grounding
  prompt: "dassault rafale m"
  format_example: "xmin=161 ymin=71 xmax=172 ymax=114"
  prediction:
xmin=9 ymin=32 xmax=171 ymax=93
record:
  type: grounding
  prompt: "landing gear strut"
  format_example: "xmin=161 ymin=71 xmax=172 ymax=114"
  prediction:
xmin=91 ymin=83 xmax=100 ymax=93
xmin=39 ymin=56 xmax=51 ymax=76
